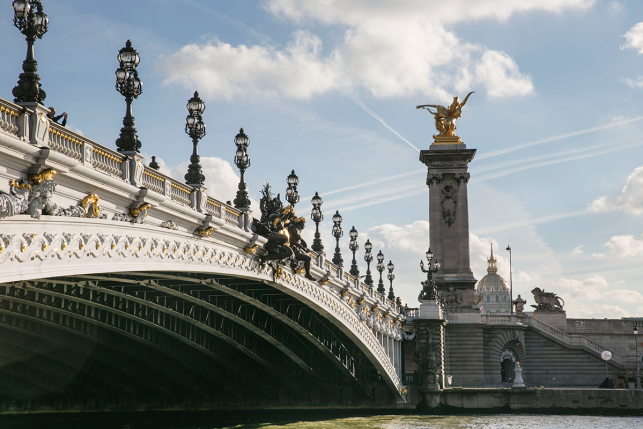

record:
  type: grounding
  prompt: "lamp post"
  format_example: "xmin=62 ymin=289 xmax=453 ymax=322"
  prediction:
xmin=184 ymin=91 xmax=206 ymax=186
xmin=349 ymin=226 xmax=359 ymax=277
xmin=376 ymin=250 xmax=385 ymax=294
xmin=364 ymin=239 xmax=374 ymax=288
xmin=635 ymin=326 xmax=642 ymax=390
xmin=115 ymin=40 xmax=143 ymax=153
xmin=387 ymin=260 xmax=395 ymax=301
xmin=286 ymin=170 xmax=300 ymax=207
xmin=332 ymin=211 xmax=343 ymax=267
xmin=311 ymin=192 xmax=324 ymax=253
xmin=506 ymin=245 xmax=513 ymax=315
xmin=12 ymin=0 xmax=48 ymax=104
xmin=232 ymin=128 xmax=251 ymax=209
xmin=419 ymin=247 xmax=440 ymax=301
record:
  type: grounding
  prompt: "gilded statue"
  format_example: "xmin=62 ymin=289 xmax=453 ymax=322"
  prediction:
xmin=417 ymin=91 xmax=474 ymax=138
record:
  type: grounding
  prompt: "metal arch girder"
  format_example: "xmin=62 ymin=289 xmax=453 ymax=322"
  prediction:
xmin=124 ymin=271 xmax=375 ymax=397
xmin=74 ymin=273 xmax=344 ymax=398
xmin=0 ymin=281 xmax=279 ymax=396
xmin=0 ymin=316 xmax=213 ymax=398
xmin=0 ymin=308 xmax=244 ymax=401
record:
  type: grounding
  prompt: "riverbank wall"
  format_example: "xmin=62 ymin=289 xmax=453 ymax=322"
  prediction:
xmin=420 ymin=388 xmax=643 ymax=412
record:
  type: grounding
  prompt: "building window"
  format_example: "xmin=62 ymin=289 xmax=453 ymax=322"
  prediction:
xmin=487 ymin=295 xmax=490 ymax=302
xmin=496 ymin=295 xmax=499 ymax=302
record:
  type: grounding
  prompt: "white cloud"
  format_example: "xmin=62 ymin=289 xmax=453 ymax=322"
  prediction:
xmin=590 ymin=165 xmax=643 ymax=215
xmin=623 ymin=22 xmax=643 ymax=54
xmin=572 ymin=244 xmax=584 ymax=255
xmin=602 ymin=233 xmax=643 ymax=257
xmin=605 ymin=289 xmax=643 ymax=303
xmin=621 ymin=76 xmax=643 ymax=89
xmin=159 ymin=0 xmax=593 ymax=101
xmin=366 ymin=221 xmax=429 ymax=255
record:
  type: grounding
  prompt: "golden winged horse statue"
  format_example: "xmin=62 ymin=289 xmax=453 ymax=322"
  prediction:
xmin=417 ymin=91 xmax=474 ymax=137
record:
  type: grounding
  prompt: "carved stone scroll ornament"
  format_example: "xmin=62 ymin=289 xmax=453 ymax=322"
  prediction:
xmin=0 ymin=169 xmax=58 ymax=219
xmin=112 ymin=203 xmax=151 ymax=224
xmin=54 ymin=193 xmax=106 ymax=218
xmin=426 ymin=172 xmax=442 ymax=187
xmin=441 ymin=182 xmax=457 ymax=226
xmin=455 ymin=172 xmax=470 ymax=184
xmin=160 ymin=220 xmax=178 ymax=230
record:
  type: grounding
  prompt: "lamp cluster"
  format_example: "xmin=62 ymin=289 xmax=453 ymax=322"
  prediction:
xmin=310 ymin=192 xmax=324 ymax=252
xmin=233 ymin=128 xmax=251 ymax=209
xmin=419 ymin=247 xmax=440 ymax=301
xmin=286 ymin=170 xmax=300 ymax=206
xmin=114 ymin=40 xmax=142 ymax=153
xmin=184 ymin=91 xmax=207 ymax=186
xmin=331 ymin=211 xmax=344 ymax=267
xmin=12 ymin=0 xmax=48 ymax=103
xmin=348 ymin=227 xmax=359 ymax=277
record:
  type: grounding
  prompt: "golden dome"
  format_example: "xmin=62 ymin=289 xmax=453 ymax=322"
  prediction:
xmin=476 ymin=243 xmax=509 ymax=294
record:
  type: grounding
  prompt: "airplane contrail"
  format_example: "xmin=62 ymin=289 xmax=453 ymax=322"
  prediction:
xmin=344 ymin=92 xmax=420 ymax=152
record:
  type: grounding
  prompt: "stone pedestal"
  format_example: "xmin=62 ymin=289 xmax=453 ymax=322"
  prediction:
xmin=532 ymin=311 xmax=567 ymax=328
xmin=414 ymin=302 xmax=446 ymax=394
xmin=419 ymin=299 xmax=443 ymax=320
xmin=419 ymin=141 xmax=477 ymax=307
xmin=17 ymin=102 xmax=50 ymax=147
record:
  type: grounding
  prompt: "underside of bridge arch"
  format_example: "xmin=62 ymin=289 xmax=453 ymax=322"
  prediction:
xmin=0 ymin=271 xmax=397 ymax=412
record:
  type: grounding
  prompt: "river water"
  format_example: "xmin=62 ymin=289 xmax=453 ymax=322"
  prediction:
xmin=2 ymin=413 xmax=643 ymax=429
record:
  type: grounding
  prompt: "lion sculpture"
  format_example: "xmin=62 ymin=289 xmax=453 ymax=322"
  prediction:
xmin=530 ymin=287 xmax=564 ymax=312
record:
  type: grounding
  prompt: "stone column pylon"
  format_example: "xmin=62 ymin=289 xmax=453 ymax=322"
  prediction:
xmin=419 ymin=141 xmax=477 ymax=308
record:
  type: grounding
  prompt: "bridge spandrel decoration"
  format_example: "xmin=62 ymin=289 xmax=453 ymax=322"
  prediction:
xmin=0 ymin=90 xmax=407 ymax=405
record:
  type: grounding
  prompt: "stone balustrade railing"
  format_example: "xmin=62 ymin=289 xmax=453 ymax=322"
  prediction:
xmin=0 ymin=98 xmax=21 ymax=137
xmin=567 ymin=318 xmax=641 ymax=332
xmin=0 ymin=95 xmax=404 ymax=320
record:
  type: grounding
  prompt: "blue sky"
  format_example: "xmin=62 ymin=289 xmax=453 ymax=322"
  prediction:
xmin=2 ymin=0 xmax=643 ymax=317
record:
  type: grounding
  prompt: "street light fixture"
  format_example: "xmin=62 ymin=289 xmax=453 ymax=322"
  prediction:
xmin=419 ymin=247 xmax=440 ymax=301
xmin=376 ymin=250 xmax=385 ymax=294
xmin=184 ymin=91 xmax=206 ymax=186
xmin=12 ymin=0 xmax=48 ymax=103
xmin=635 ymin=326 xmax=642 ymax=390
xmin=506 ymin=245 xmax=513 ymax=315
xmin=332 ymin=211 xmax=343 ymax=267
xmin=349 ymin=226 xmax=359 ymax=277
xmin=286 ymin=170 xmax=300 ymax=206
xmin=387 ymin=260 xmax=395 ymax=301
xmin=311 ymin=192 xmax=324 ymax=252
xmin=233 ymin=128 xmax=251 ymax=209
xmin=115 ymin=40 xmax=143 ymax=153
xmin=364 ymin=239 xmax=374 ymax=288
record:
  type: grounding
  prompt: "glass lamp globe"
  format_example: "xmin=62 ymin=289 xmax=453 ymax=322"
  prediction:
xmin=387 ymin=261 xmax=395 ymax=272
xmin=332 ymin=210 xmax=342 ymax=225
xmin=364 ymin=239 xmax=373 ymax=253
xmin=376 ymin=250 xmax=384 ymax=263
xmin=311 ymin=192 xmax=322 ymax=208
xmin=287 ymin=170 xmax=299 ymax=187
xmin=13 ymin=0 xmax=29 ymax=20
xmin=426 ymin=247 xmax=434 ymax=261
xmin=235 ymin=128 xmax=249 ymax=148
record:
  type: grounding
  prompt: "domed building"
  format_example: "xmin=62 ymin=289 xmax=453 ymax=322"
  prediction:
xmin=476 ymin=244 xmax=511 ymax=314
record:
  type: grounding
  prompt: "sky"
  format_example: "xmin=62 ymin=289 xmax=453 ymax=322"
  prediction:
xmin=1 ymin=0 xmax=643 ymax=318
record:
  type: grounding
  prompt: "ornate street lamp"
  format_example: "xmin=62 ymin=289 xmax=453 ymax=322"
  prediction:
xmin=506 ymin=245 xmax=513 ymax=315
xmin=331 ymin=210 xmax=343 ymax=267
xmin=311 ymin=192 xmax=324 ymax=253
xmin=387 ymin=260 xmax=395 ymax=301
xmin=419 ymin=247 xmax=441 ymax=301
xmin=349 ymin=226 xmax=359 ymax=277
xmin=635 ymin=326 xmax=642 ymax=390
xmin=364 ymin=239 xmax=374 ymax=288
xmin=115 ymin=40 xmax=143 ymax=153
xmin=12 ymin=0 xmax=48 ymax=103
xmin=184 ymin=91 xmax=206 ymax=186
xmin=233 ymin=128 xmax=251 ymax=209
xmin=286 ymin=170 xmax=300 ymax=206
xmin=376 ymin=250 xmax=385 ymax=294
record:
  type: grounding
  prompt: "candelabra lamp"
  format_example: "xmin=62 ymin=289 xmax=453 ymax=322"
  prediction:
xmin=376 ymin=250 xmax=385 ymax=294
xmin=349 ymin=226 xmax=359 ymax=277
xmin=419 ymin=247 xmax=441 ymax=301
xmin=331 ymin=210 xmax=343 ymax=267
xmin=12 ymin=0 xmax=48 ymax=103
xmin=115 ymin=40 xmax=143 ymax=153
xmin=184 ymin=91 xmax=206 ymax=186
xmin=233 ymin=128 xmax=251 ymax=209
xmin=364 ymin=239 xmax=374 ymax=287
xmin=286 ymin=170 xmax=300 ymax=206
xmin=311 ymin=192 xmax=324 ymax=253
xmin=387 ymin=260 xmax=395 ymax=301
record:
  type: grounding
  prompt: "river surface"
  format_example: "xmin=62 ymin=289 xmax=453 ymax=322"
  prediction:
xmin=2 ymin=413 xmax=643 ymax=429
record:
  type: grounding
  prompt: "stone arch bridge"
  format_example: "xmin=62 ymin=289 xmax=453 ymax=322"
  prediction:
xmin=0 ymin=96 xmax=407 ymax=411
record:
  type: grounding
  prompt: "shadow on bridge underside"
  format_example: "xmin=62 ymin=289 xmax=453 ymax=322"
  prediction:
xmin=0 ymin=271 xmax=399 ymax=412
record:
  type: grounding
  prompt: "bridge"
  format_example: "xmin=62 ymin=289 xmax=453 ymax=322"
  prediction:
xmin=0 ymin=95 xmax=408 ymax=411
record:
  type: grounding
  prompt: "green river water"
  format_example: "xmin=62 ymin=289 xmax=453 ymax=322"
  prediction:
xmin=2 ymin=413 xmax=643 ymax=429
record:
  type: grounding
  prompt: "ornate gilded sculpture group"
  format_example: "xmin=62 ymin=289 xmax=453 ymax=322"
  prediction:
xmin=254 ymin=182 xmax=315 ymax=281
xmin=417 ymin=91 xmax=474 ymax=139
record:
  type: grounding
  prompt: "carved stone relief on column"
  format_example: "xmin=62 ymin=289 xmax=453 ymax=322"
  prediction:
xmin=441 ymin=181 xmax=457 ymax=226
